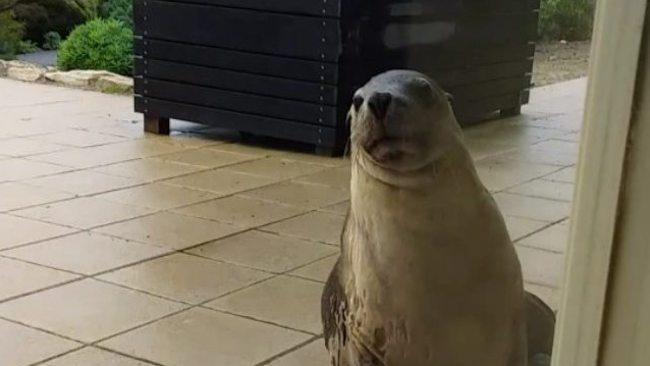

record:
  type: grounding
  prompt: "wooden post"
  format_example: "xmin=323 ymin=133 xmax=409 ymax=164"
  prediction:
xmin=144 ymin=114 xmax=170 ymax=135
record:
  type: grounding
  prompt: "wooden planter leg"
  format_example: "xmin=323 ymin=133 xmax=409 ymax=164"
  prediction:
xmin=144 ymin=115 xmax=170 ymax=135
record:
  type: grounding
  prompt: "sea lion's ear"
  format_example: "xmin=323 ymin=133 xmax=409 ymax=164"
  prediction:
xmin=444 ymin=92 xmax=454 ymax=103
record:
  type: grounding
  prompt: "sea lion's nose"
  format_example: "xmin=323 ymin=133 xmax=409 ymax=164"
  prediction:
xmin=368 ymin=92 xmax=392 ymax=121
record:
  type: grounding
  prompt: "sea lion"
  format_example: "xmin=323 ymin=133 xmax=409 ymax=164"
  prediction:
xmin=321 ymin=70 xmax=555 ymax=366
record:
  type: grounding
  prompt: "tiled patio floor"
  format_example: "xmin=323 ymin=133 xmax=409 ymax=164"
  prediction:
xmin=0 ymin=77 xmax=586 ymax=365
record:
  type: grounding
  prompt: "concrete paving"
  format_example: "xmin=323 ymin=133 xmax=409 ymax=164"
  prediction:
xmin=0 ymin=76 xmax=586 ymax=365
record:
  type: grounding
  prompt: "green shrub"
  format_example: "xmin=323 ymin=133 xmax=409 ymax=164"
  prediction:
xmin=102 ymin=0 xmax=132 ymax=29
xmin=539 ymin=0 xmax=595 ymax=41
xmin=57 ymin=18 xmax=133 ymax=75
xmin=42 ymin=31 xmax=61 ymax=50
xmin=16 ymin=39 xmax=38 ymax=53
xmin=0 ymin=11 xmax=24 ymax=59
xmin=12 ymin=0 xmax=102 ymax=44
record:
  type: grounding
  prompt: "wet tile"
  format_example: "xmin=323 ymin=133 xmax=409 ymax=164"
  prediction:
xmin=476 ymin=157 xmax=560 ymax=192
xmin=95 ymin=212 xmax=242 ymax=250
xmin=0 ymin=137 xmax=67 ymax=157
xmin=25 ymin=170 xmax=142 ymax=195
xmin=507 ymin=179 xmax=575 ymax=202
xmin=207 ymin=276 xmax=324 ymax=334
xmin=268 ymin=338 xmax=330 ymax=366
xmin=290 ymin=255 xmax=338 ymax=283
xmin=516 ymin=246 xmax=565 ymax=288
xmin=163 ymin=169 xmax=275 ymax=195
xmin=96 ymin=183 xmax=217 ymax=210
xmin=224 ymin=157 xmax=325 ymax=180
xmin=243 ymin=181 xmax=349 ymax=209
xmin=263 ymin=211 xmax=345 ymax=245
xmin=0 ymin=158 xmax=71 ymax=182
xmin=188 ymin=230 xmax=337 ymax=273
xmin=494 ymin=193 xmax=572 ymax=222
xmin=173 ymin=195 xmax=305 ymax=228
xmin=93 ymin=158 xmax=204 ymax=181
xmin=0 ymin=214 xmax=74 ymax=250
xmin=4 ymin=232 xmax=169 ymax=275
xmin=518 ymin=221 xmax=570 ymax=253
xmin=101 ymin=307 xmax=309 ymax=366
xmin=155 ymin=148 xmax=256 ymax=168
xmin=0 ymin=182 xmax=73 ymax=211
xmin=543 ymin=166 xmax=577 ymax=183
xmin=99 ymin=253 xmax=269 ymax=304
xmin=0 ymin=279 xmax=184 ymax=343
xmin=42 ymin=347 xmax=150 ymax=366
xmin=0 ymin=318 xmax=80 ymax=366
xmin=30 ymin=130 xmax=128 ymax=148
xmin=504 ymin=216 xmax=550 ymax=242
xmin=294 ymin=166 xmax=351 ymax=189
xmin=13 ymin=197 xmax=154 ymax=229
xmin=0 ymin=257 xmax=79 ymax=302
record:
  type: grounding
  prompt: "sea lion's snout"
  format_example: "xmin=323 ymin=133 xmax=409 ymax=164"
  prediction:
xmin=367 ymin=92 xmax=393 ymax=122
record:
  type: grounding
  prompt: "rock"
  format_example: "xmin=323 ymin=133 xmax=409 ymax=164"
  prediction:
xmin=44 ymin=70 xmax=112 ymax=88
xmin=95 ymin=73 xmax=134 ymax=94
xmin=0 ymin=60 xmax=7 ymax=77
xmin=5 ymin=61 xmax=46 ymax=82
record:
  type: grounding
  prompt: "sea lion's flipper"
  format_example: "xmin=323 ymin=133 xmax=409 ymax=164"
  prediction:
xmin=525 ymin=291 xmax=556 ymax=360
xmin=322 ymin=259 xmax=349 ymax=365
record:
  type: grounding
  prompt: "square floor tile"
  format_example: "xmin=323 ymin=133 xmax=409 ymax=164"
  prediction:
xmin=42 ymin=347 xmax=149 ymax=366
xmin=13 ymin=197 xmax=154 ymax=229
xmin=518 ymin=221 xmax=570 ymax=253
xmin=0 ymin=214 xmax=74 ymax=250
xmin=96 ymin=183 xmax=218 ymax=210
xmin=476 ymin=157 xmax=561 ymax=192
xmin=268 ymin=338 xmax=330 ymax=366
xmin=516 ymin=246 xmax=565 ymax=288
xmin=0 ymin=182 xmax=73 ymax=212
xmin=173 ymin=195 xmax=305 ymax=228
xmin=0 ymin=137 xmax=67 ymax=157
xmin=93 ymin=158 xmax=204 ymax=181
xmin=294 ymin=166 xmax=351 ymax=190
xmin=31 ymin=130 xmax=128 ymax=148
xmin=289 ymin=255 xmax=338 ymax=283
xmin=543 ymin=166 xmax=577 ymax=183
xmin=163 ymin=169 xmax=275 ymax=195
xmin=504 ymin=216 xmax=550 ymax=242
xmin=95 ymin=212 xmax=242 ymax=250
xmin=101 ymin=307 xmax=309 ymax=366
xmin=99 ymin=253 xmax=270 ymax=304
xmin=494 ymin=193 xmax=572 ymax=222
xmin=531 ymin=139 xmax=580 ymax=155
xmin=0 ymin=257 xmax=78 ymax=302
xmin=507 ymin=179 xmax=575 ymax=202
xmin=4 ymin=232 xmax=169 ymax=275
xmin=224 ymin=157 xmax=325 ymax=180
xmin=500 ymin=147 xmax=578 ymax=166
xmin=0 ymin=279 xmax=185 ymax=343
xmin=188 ymin=230 xmax=337 ymax=273
xmin=155 ymin=148 xmax=256 ymax=168
xmin=318 ymin=200 xmax=350 ymax=216
xmin=0 ymin=319 xmax=80 ymax=366
xmin=0 ymin=159 xmax=71 ymax=182
xmin=207 ymin=143 xmax=277 ymax=158
xmin=25 ymin=170 xmax=143 ymax=196
xmin=263 ymin=211 xmax=345 ymax=245
xmin=207 ymin=276 xmax=324 ymax=334
xmin=242 ymin=181 xmax=349 ymax=209
xmin=279 ymin=150 xmax=349 ymax=167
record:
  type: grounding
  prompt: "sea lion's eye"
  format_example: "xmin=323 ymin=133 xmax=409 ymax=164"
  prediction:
xmin=352 ymin=95 xmax=364 ymax=112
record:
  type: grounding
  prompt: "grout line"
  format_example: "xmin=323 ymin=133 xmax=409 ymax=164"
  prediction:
xmin=255 ymin=335 xmax=323 ymax=366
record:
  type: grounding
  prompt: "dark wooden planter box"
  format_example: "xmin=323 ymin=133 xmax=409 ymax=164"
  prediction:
xmin=134 ymin=0 xmax=539 ymax=154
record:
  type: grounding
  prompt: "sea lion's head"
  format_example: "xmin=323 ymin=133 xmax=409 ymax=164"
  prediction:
xmin=348 ymin=70 xmax=462 ymax=173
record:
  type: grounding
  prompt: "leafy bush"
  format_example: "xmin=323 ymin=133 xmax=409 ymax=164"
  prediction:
xmin=12 ymin=0 xmax=102 ymax=44
xmin=42 ymin=31 xmax=61 ymax=50
xmin=0 ymin=11 xmax=24 ymax=59
xmin=16 ymin=39 xmax=38 ymax=53
xmin=57 ymin=19 xmax=133 ymax=75
xmin=101 ymin=0 xmax=132 ymax=29
xmin=539 ymin=0 xmax=595 ymax=41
